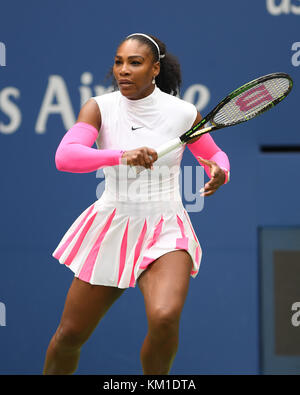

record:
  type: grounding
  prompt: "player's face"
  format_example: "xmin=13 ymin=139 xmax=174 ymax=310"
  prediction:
xmin=113 ymin=39 xmax=160 ymax=100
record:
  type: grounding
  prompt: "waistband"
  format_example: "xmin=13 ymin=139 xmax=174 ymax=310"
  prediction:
xmin=95 ymin=189 xmax=185 ymax=217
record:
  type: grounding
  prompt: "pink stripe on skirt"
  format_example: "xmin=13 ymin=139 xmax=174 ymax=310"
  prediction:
xmin=129 ymin=219 xmax=148 ymax=287
xmin=117 ymin=218 xmax=130 ymax=286
xmin=145 ymin=216 xmax=164 ymax=249
xmin=136 ymin=216 xmax=164 ymax=274
xmin=78 ymin=208 xmax=116 ymax=283
xmin=64 ymin=212 xmax=98 ymax=267
xmin=183 ymin=210 xmax=201 ymax=273
xmin=176 ymin=214 xmax=189 ymax=250
xmin=53 ymin=204 xmax=95 ymax=260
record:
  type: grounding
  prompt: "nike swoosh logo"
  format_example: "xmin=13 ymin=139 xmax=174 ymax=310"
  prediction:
xmin=131 ymin=126 xmax=144 ymax=131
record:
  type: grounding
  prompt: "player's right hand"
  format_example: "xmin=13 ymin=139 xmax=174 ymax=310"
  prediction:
xmin=121 ymin=147 xmax=158 ymax=169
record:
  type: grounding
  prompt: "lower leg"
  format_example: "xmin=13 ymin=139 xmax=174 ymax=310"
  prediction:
xmin=140 ymin=327 xmax=179 ymax=375
xmin=43 ymin=278 xmax=125 ymax=375
xmin=138 ymin=251 xmax=193 ymax=375
xmin=43 ymin=329 xmax=81 ymax=375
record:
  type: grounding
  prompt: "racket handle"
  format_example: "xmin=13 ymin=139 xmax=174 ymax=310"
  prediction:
xmin=156 ymin=137 xmax=182 ymax=158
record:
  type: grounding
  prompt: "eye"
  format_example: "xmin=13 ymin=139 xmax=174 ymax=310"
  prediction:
xmin=114 ymin=59 xmax=122 ymax=65
xmin=131 ymin=60 xmax=141 ymax=65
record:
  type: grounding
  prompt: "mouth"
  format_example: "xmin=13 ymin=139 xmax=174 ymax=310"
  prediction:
xmin=118 ymin=79 xmax=134 ymax=87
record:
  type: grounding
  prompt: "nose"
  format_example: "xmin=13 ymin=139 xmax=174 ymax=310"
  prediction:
xmin=120 ymin=62 xmax=130 ymax=75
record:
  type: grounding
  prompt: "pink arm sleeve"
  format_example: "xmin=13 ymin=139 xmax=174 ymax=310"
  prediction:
xmin=55 ymin=122 xmax=124 ymax=173
xmin=187 ymin=133 xmax=230 ymax=183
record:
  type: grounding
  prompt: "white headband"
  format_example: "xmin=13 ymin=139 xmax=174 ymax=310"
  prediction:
xmin=126 ymin=33 xmax=165 ymax=59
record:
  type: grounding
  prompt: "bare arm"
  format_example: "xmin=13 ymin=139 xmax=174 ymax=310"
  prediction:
xmin=76 ymin=98 xmax=101 ymax=132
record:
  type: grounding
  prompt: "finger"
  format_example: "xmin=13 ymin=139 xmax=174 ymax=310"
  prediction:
xmin=143 ymin=152 xmax=154 ymax=169
xmin=204 ymin=177 xmax=222 ymax=192
xmin=200 ymin=185 xmax=217 ymax=197
xmin=202 ymin=189 xmax=217 ymax=197
xmin=149 ymin=149 xmax=158 ymax=162
xmin=205 ymin=178 xmax=220 ymax=190
xmin=205 ymin=182 xmax=221 ymax=193
xmin=200 ymin=184 xmax=213 ymax=194
xmin=209 ymin=175 xmax=222 ymax=187
xmin=141 ymin=158 xmax=151 ymax=169
xmin=145 ymin=151 xmax=157 ymax=169
xmin=132 ymin=149 xmax=147 ymax=168
xmin=138 ymin=148 xmax=154 ymax=168
xmin=146 ymin=154 xmax=156 ymax=166
xmin=130 ymin=154 xmax=138 ymax=166
xmin=197 ymin=157 xmax=212 ymax=167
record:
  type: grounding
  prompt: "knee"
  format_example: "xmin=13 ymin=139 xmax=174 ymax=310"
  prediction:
xmin=148 ymin=307 xmax=180 ymax=339
xmin=54 ymin=324 xmax=87 ymax=352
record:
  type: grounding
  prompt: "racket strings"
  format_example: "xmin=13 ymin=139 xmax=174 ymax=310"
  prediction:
xmin=213 ymin=77 xmax=290 ymax=126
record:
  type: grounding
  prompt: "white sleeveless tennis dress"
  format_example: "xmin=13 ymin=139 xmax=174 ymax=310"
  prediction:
xmin=52 ymin=86 xmax=202 ymax=288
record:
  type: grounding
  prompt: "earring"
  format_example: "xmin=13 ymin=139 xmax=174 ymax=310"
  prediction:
xmin=152 ymin=77 xmax=155 ymax=85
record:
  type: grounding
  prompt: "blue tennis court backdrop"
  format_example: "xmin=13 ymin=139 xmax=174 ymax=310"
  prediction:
xmin=0 ymin=0 xmax=299 ymax=374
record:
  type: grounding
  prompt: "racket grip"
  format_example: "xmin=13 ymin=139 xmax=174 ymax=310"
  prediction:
xmin=156 ymin=137 xmax=182 ymax=158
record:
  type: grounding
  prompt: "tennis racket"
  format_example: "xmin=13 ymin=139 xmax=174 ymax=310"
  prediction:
xmin=131 ymin=72 xmax=293 ymax=175
xmin=155 ymin=72 xmax=293 ymax=158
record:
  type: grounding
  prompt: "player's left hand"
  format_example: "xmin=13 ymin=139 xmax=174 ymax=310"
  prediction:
xmin=197 ymin=157 xmax=226 ymax=197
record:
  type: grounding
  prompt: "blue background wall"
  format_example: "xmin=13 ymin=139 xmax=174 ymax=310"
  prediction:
xmin=0 ymin=0 xmax=299 ymax=374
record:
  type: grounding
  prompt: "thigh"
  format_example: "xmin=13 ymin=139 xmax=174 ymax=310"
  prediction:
xmin=58 ymin=277 xmax=126 ymax=339
xmin=137 ymin=250 xmax=193 ymax=320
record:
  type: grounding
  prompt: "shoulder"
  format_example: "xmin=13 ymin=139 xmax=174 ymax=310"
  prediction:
xmin=76 ymin=91 xmax=121 ymax=131
xmin=91 ymin=90 xmax=120 ymax=108
xmin=158 ymin=89 xmax=197 ymax=124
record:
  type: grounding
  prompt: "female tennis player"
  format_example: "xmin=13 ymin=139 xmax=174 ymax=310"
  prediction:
xmin=43 ymin=33 xmax=230 ymax=375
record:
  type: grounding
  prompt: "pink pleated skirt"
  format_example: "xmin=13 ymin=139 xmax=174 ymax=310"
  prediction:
xmin=52 ymin=191 xmax=202 ymax=289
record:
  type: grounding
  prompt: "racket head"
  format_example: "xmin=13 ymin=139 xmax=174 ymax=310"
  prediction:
xmin=182 ymin=72 xmax=293 ymax=143
xmin=212 ymin=72 xmax=293 ymax=127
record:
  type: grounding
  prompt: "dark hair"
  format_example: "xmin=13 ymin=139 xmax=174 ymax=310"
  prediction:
xmin=108 ymin=34 xmax=182 ymax=96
